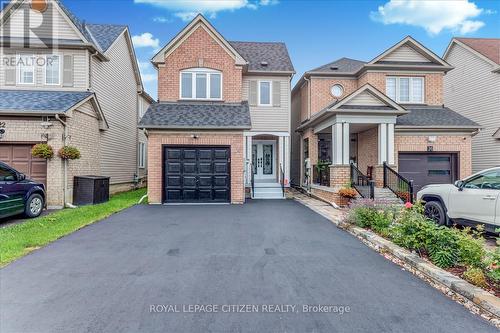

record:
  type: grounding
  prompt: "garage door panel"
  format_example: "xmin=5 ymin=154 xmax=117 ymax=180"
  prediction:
xmin=398 ymin=153 xmax=456 ymax=192
xmin=164 ymin=146 xmax=230 ymax=203
xmin=0 ymin=144 xmax=47 ymax=186
xmin=11 ymin=162 xmax=29 ymax=174
xmin=12 ymin=146 xmax=30 ymax=160
xmin=0 ymin=146 xmax=11 ymax=160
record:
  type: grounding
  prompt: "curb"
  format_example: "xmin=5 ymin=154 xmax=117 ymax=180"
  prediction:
xmin=295 ymin=197 xmax=500 ymax=321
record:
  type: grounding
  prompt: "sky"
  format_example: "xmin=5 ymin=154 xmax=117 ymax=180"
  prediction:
xmin=63 ymin=0 xmax=500 ymax=99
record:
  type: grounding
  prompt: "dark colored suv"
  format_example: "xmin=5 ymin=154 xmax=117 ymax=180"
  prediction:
xmin=0 ymin=161 xmax=46 ymax=219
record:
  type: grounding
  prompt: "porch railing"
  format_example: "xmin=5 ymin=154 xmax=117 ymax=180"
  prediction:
xmin=383 ymin=162 xmax=414 ymax=203
xmin=250 ymin=162 xmax=255 ymax=198
xmin=279 ymin=164 xmax=285 ymax=198
xmin=312 ymin=164 xmax=331 ymax=187
xmin=350 ymin=163 xmax=375 ymax=199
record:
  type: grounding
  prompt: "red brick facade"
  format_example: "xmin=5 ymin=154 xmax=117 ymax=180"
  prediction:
xmin=158 ymin=26 xmax=243 ymax=103
xmin=147 ymin=131 xmax=245 ymax=204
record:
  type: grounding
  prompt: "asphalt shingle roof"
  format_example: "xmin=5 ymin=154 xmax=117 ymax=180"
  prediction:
xmin=229 ymin=41 xmax=294 ymax=72
xmin=396 ymin=106 xmax=479 ymax=127
xmin=86 ymin=24 xmax=127 ymax=52
xmin=139 ymin=102 xmax=252 ymax=129
xmin=0 ymin=90 xmax=93 ymax=113
xmin=456 ymin=38 xmax=500 ymax=65
xmin=308 ymin=57 xmax=366 ymax=74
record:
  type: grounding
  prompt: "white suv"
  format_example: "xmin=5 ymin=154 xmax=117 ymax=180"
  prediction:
xmin=417 ymin=167 xmax=500 ymax=233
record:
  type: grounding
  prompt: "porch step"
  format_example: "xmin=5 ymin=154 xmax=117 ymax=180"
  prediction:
xmin=373 ymin=188 xmax=403 ymax=204
xmin=252 ymin=183 xmax=285 ymax=199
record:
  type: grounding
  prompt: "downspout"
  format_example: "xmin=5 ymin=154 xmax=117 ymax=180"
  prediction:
xmin=55 ymin=114 xmax=75 ymax=208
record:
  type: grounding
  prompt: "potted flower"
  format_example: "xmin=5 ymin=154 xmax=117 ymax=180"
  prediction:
xmin=31 ymin=143 xmax=54 ymax=159
xmin=58 ymin=146 xmax=81 ymax=160
xmin=337 ymin=186 xmax=358 ymax=207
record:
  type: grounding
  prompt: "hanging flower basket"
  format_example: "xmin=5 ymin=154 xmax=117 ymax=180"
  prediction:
xmin=31 ymin=143 xmax=54 ymax=159
xmin=58 ymin=146 xmax=81 ymax=160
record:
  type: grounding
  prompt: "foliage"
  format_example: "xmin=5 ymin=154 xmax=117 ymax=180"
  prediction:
xmin=315 ymin=160 xmax=331 ymax=172
xmin=0 ymin=188 xmax=146 ymax=267
xmin=463 ymin=267 xmax=488 ymax=289
xmin=58 ymin=146 xmax=81 ymax=160
xmin=485 ymin=248 xmax=500 ymax=282
xmin=338 ymin=187 xmax=358 ymax=199
xmin=456 ymin=227 xmax=485 ymax=268
xmin=31 ymin=143 xmax=54 ymax=159
xmin=426 ymin=226 xmax=459 ymax=268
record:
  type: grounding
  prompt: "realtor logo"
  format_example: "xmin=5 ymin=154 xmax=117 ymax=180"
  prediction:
xmin=30 ymin=0 xmax=48 ymax=13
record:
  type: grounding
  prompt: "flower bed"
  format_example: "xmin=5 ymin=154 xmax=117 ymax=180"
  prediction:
xmin=346 ymin=199 xmax=499 ymax=295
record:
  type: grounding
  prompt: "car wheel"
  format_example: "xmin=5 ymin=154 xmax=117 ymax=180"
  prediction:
xmin=25 ymin=193 xmax=44 ymax=218
xmin=424 ymin=201 xmax=446 ymax=226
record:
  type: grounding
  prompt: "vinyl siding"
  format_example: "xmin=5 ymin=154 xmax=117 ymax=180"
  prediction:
xmin=290 ymin=88 xmax=303 ymax=185
xmin=0 ymin=48 xmax=88 ymax=90
xmin=345 ymin=91 xmax=385 ymax=106
xmin=91 ymin=33 xmax=139 ymax=184
xmin=444 ymin=43 xmax=500 ymax=172
xmin=138 ymin=95 xmax=150 ymax=178
xmin=380 ymin=44 xmax=432 ymax=63
xmin=242 ymin=75 xmax=291 ymax=132
xmin=0 ymin=1 xmax=82 ymax=41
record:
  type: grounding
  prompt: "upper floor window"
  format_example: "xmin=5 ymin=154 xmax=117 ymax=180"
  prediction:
xmin=259 ymin=81 xmax=271 ymax=106
xmin=138 ymin=142 xmax=146 ymax=169
xmin=180 ymin=68 xmax=222 ymax=100
xmin=386 ymin=77 xmax=424 ymax=103
xmin=45 ymin=55 xmax=60 ymax=85
xmin=17 ymin=54 xmax=35 ymax=85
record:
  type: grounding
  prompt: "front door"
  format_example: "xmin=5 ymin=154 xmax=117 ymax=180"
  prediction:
xmin=252 ymin=141 xmax=276 ymax=181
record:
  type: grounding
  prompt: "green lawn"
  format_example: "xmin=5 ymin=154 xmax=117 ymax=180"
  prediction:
xmin=0 ymin=188 xmax=146 ymax=267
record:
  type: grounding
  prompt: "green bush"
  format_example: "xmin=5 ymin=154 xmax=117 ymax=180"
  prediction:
xmin=426 ymin=226 xmax=459 ymax=268
xmin=463 ymin=267 xmax=488 ymax=289
xmin=58 ymin=146 xmax=81 ymax=160
xmin=390 ymin=207 xmax=435 ymax=252
xmin=31 ymin=143 xmax=54 ymax=159
xmin=456 ymin=227 xmax=485 ymax=268
xmin=485 ymin=249 xmax=500 ymax=283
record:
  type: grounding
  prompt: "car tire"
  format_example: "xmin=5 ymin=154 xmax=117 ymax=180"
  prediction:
xmin=424 ymin=201 xmax=447 ymax=226
xmin=25 ymin=193 xmax=44 ymax=218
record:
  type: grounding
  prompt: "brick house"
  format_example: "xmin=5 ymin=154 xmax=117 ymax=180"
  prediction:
xmin=443 ymin=37 xmax=500 ymax=173
xmin=291 ymin=36 xmax=480 ymax=205
xmin=139 ymin=15 xmax=294 ymax=204
xmin=0 ymin=0 xmax=153 ymax=208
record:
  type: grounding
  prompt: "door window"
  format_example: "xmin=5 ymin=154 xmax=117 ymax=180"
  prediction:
xmin=262 ymin=144 xmax=273 ymax=175
xmin=464 ymin=170 xmax=500 ymax=190
xmin=0 ymin=166 xmax=16 ymax=181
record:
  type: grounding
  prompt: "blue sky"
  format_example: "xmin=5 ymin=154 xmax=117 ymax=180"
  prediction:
xmin=64 ymin=0 xmax=500 ymax=99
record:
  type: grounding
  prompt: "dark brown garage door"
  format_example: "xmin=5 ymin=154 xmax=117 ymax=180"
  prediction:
xmin=164 ymin=146 xmax=230 ymax=203
xmin=398 ymin=153 xmax=458 ymax=192
xmin=0 ymin=144 xmax=47 ymax=185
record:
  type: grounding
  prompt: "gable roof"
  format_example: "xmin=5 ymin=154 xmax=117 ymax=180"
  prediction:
xmin=86 ymin=23 xmax=127 ymax=52
xmin=229 ymin=41 xmax=294 ymax=73
xmin=139 ymin=101 xmax=251 ymax=130
xmin=152 ymin=14 xmax=247 ymax=66
xmin=455 ymin=38 xmax=500 ymax=65
xmin=396 ymin=106 xmax=479 ymax=130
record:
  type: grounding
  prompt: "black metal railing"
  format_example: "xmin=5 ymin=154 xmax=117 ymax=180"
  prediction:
xmin=250 ymin=162 xmax=255 ymax=198
xmin=383 ymin=162 xmax=414 ymax=203
xmin=279 ymin=164 xmax=285 ymax=198
xmin=312 ymin=164 xmax=331 ymax=186
xmin=350 ymin=163 xmax=375 ymax=199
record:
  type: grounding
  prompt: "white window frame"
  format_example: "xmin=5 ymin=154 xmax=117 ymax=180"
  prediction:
xmin=258 ymin=80 xmax=272 ymax=106
xmin=179 ymin=68 xmax=223 ymax=101
xmin=44 ymin=54 xmax=61 ymax=86
xmin=386 ymin=76 xmax=425 ymax=104
xmin=16 ymin=53 xmax=35 ymax=85
xmin=138 ymin=142 xmax=146 ymax=169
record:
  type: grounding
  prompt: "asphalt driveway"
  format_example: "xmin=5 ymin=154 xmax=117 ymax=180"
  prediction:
xmin=0 ymin=200 xmax=496 ymax=332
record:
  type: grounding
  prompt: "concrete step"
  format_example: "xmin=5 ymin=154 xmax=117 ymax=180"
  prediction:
xmin=254 ymin=182 xmax=282 ymax=188
xmin=253 ymin=192 xmax=285 ymax=199
xmin=252 ymin=185 xmax=284 ymax=199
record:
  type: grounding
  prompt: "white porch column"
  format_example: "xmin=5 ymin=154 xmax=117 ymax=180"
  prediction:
xmin=342 ymin=122 xmax=350 ymax=165
xmin=387 ymin=123 xmax=395 ymax=165
xmin=278 ymin=136 xmax=284 ymax=175
xmin=284 ymin=136 xmax=290 ymax=185
xmin=378 ymin=123 xmax=388 ymax=164
xmin=246 ymin=136 xmax=253 ymax=185
xmin=332 ymin=122 xmax=343 ymax=165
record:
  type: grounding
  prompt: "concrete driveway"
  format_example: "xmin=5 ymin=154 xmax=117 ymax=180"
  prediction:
xmin=0 ymin=200 xmax=496 ymax=332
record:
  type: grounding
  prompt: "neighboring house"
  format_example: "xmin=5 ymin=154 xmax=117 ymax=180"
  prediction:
xmin=0 ymin=0 xmax=153 ymax=208
xmin=443 ymin=37 xmax=500 ymax=173
xmin=139 ymin=15 xmax=294 ymax=204
xmin=291 ymin=36 xmax=479 ymax=205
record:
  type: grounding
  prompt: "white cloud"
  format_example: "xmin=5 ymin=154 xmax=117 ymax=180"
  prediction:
xmin=152 ymin=16 xmax=171 ymax=23
xmin=137 ymin=60 xmax=157 ymax=83
xmin=141 ymin=73 xmax=157 ymax=83
xmin=134 ymin=0 xmax=278 ymax=21
xmin=132 ymin=32 xmax=160 ymax=48
xmin=371 ymin=0 xmax=486 ymax=35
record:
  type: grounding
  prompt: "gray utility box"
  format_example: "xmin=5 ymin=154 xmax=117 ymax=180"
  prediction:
xmin=73 ymin=176 xmax=110 ymax=206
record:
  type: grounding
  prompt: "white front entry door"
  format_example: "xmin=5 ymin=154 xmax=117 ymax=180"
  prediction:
xmin=252 ymin=141 xmax=276 ymax=180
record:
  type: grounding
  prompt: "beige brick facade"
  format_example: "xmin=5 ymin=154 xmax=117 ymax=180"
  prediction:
xmin=357 ymin=127 xmax=378 ymax=175
xmin=158 ymin=26 xmax=243 ymax=103
xmin=147 ymin=131 xmax=245 ymax=204
xmin=310 ymin=78 xmax=358 ymax=115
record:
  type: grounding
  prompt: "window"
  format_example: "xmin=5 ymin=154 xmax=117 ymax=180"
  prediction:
xmin=17 ymin=54 xmax=35 ymax=84
xmin=386 ymin=77 xmax=424 ymax=103
xmin=330 ymin=84 xmax=344 ymax=98
xmin=180 ymin=68 xmax=222 ymax=100
xmin=0 ymin=165 xmax=17 ymax=181
xmin=464 ymin=170 xmax=500 ymax=190
xmin=138 ymin=142 xmax=146 ymax=168
xmin=259 ymin=81 xmax=271 ymax=105
xmin=45 ymin=55 xmax=60 ymax=85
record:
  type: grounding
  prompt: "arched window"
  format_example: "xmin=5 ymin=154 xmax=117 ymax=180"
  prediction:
xmin=180 ymin=68 xmax=222 ymax=100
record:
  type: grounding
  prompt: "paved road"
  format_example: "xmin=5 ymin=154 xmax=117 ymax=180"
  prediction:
xmin=0 ymin=200 xmax=496 ymax=332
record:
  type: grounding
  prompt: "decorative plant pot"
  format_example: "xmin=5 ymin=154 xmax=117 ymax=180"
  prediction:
xmin=31 ymin=143 xmax=54 ymax=159
xmin=58 ymin=146 xmax=81 ymax=160
xmin=338 ymin=196 xmax=351 ymax=207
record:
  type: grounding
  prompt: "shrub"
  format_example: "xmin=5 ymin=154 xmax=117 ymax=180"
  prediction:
xmin=485 ymin=249 xmax=500 ymax=283
xmin=456 ymin=227 xmax=485 ymax=268
xmin=426 ymin=226 xmax=459 ymax=268
xmin=338 ymin=187 xmax=357 ymax=199
xmin=463 ymin=267 xmax=488 ymax=289
xmin=58 ymin=146 xmax=81 ymax=160
xmin=31 ymin=143 xmax=54 ymax=159
xmin=390 ymin=206 xmax=435 ymax=252
xmin=347 ymin=200 xmax=399 ymax=234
